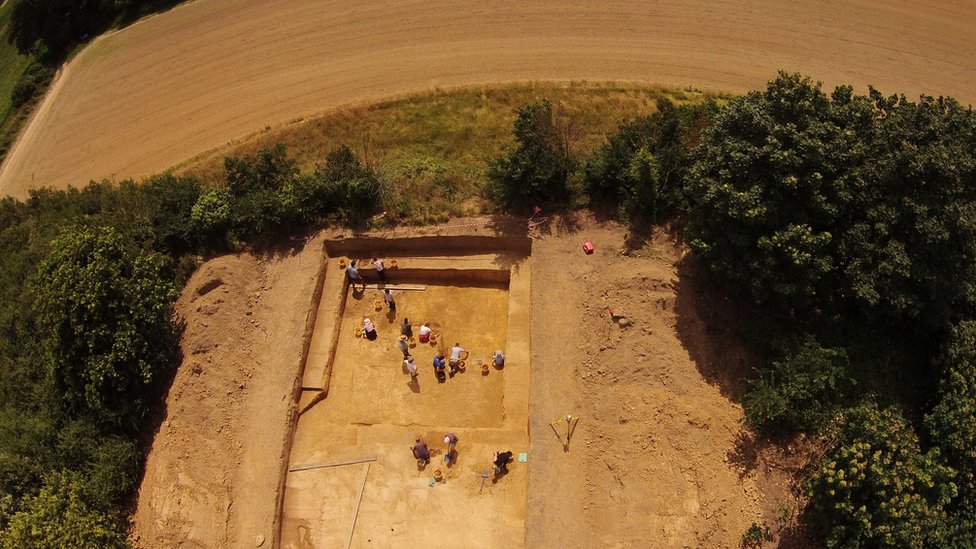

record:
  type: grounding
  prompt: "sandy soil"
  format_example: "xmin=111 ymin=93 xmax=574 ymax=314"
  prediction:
xmin=281 ymin=277 xmax=528 ymax=548
xmin=526 ymin=216 xmax=776 ymax=547
xmin=2 ymin=0 xmax=975 ymax=196
xmin=133 ymin=215 xmax=806 ymax=548
xmin=129 ymin=244 xmax=322 ymax=548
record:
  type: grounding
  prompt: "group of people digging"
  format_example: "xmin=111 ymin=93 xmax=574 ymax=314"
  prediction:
xmin=412 ymin=434 xmax=514 ymax=482
xmin=347 ymin=256 xmax=515 ymax=482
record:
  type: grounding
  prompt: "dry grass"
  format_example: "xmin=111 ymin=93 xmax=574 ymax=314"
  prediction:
xmin=174 ymin=82 xmax=725 ymax=224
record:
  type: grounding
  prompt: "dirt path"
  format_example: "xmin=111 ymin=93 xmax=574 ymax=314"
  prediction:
xmin=2 ymin=0 xmax=975 ymax=196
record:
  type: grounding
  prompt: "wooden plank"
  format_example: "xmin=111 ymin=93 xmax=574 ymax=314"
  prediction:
xmin=289 ymin=455 xmax=376 ymax=472
xmin=345 ymin=462 xmax=370 ymax=549
xmin=363 ymin=283 xmax=426 ymax=291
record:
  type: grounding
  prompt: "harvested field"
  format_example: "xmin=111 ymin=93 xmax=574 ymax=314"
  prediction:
xmin=2 ymin=0 xmax=976 ymax=196
xmin=134 ymin=215 xmax=803 ymax=548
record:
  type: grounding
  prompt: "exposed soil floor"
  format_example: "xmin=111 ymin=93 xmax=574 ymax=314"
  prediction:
xmin=3 ymin=0 xmax=976 ymax=195
xmin=281 ymin=276 xmax=529 ymax=548
xmin=131 ymin=215 xmax=801 ymax=548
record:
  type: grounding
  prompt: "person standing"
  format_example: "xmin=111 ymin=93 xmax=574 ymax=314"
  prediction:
xmin=347 ymin=259 xmax=365 ymax=291
xmin=401 ymin=318 xmax=413 ymax=338
xmin=443 ymin=432 xmax=459 ymax=464
xmin=397 ymin=337 xmax=409 ymax=358
xmin=384 ymin=288 xmax=396 ymax=313
xmin=372 ymin=257 xmax=387 ymax=283
xmin=404 ymin=355 xmax=418 ymax=377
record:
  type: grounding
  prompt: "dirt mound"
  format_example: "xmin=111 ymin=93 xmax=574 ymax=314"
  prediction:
xmin=527 ymin=216 xmax=781 ymax=547
xmin=3 ymin=0 xmax=975 ymax=196
xmin=130 ymin=244 xmax=322 ymax=548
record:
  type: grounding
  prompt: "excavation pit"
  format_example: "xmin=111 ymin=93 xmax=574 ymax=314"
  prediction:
xmin=280 ymin=237 xmax=531 ymax=548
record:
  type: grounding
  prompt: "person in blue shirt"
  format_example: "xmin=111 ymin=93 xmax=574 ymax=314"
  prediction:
xmin=433 ymin=354 xmax=447 ymax=380
xmin=493 ymin=350 xmax=505 ymax=368
xmin=346 ymin=259 xmax=365 ymax=291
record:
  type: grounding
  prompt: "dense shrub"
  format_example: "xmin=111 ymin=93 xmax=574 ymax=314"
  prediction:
xmin=1 ymin=471 xmax=128 ymax=549
xmin=584 ymin=97 xmax=715 ymax=221
xmin=32 ymin=226 xmax=179 ymax=428
xmin=926 ymin=322 xmax=976 ymax=512
xmin=487 ymin=99 xmax=575 ymax=207
xmin=743 ymin=337 xmax=851 ymax=434
xmin=10 ymin=62 xmax=53 ymax=108
xmin=807 ymin=404 xmax=956 ymax=549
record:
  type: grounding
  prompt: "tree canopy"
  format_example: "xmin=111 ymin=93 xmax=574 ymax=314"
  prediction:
xmin=32 ymin=226 xmax=178 ymax=427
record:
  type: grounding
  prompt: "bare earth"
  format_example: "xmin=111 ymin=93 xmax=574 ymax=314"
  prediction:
xmin=131 ymin=245 xmax=322 ymax=548
xmin=2 ymin=0 xmax=976 ymax=196
xmin=133 ymin=216 xmax=797 ymax=548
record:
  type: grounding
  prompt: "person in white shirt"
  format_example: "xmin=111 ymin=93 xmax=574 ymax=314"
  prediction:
xmin=384 ymin=288 xmax=396 ymax=313
xmin=404 ymin=355 xmax=418 ymax=377
xmin=418 ymin=323 xmax=432 ymax=343
xmin=363 ymin=318 xmax=377 ymax=341
xmin=449 ymin=343 xmax=466 ymax=377
xmin=372 ymin=257 xmax=386 ymax=283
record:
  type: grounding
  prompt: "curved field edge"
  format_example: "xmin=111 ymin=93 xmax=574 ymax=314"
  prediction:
xmin=2 ymin=0 xmax=974 ymax=197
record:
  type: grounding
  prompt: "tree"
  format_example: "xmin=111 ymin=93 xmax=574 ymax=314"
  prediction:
xmin=32 ymin=226 xmax=178 ymax=427
xmin=8 ymin=0 xmax=115 ymax=58
xmin=585 ymin=97 xmax=715 ymax=221
xmin=224 ymin=143 xmax=296 ymax=196
xmin=487 ymin=99 xmax=575 ymax=207
xmin=840 ymin=93 xmax=976 ymax=325
xmin=314 ymin=145 xmax=381 ymax=222
xmin=687 ymin=72 xmax=875 ymax=313
xmin=1 ymin=471 xmax=127 ymax=549
xmin=807 ymin=404 xmax=956 ymax=549
xmin=688 ymin=72 xmax=976 ymax=326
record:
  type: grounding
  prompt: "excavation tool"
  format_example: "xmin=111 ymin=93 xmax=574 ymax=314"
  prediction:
xmin=479 ymin=470 xmax=490 ymax=493
xmin=550 ymin=414 xmax=581 ymax=451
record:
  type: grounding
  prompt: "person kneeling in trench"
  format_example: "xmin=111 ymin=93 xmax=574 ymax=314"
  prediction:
xmin=412 ymin=438 xmax=430 ymax=468
xmin=492 ymin=450 xmax=514 ymax=481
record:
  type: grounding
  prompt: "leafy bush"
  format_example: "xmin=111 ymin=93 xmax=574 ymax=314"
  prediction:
xmin=10 ymin=62 xmax=54 ymax=108
xmin=32 ymin=226 xmax=179 ymax=427
xmin=741 ymin=521 xmax=773 ymax=548
xmin=807 ymin=404 xmax=956 ymax=549
xmin=487 ymin=99 xmax=575 ymax=207
xmin=925 ymin=321 xmax=976 ymax=512
xmin=191 ymin=187 xmax=233 ymax=245
xmin=1 ymin=471 xmax=128 ymax=549
xmin=743 ymin=337 xmax=851 ymax=434
xmin=584 ymin=97 xmax=715 ymax=221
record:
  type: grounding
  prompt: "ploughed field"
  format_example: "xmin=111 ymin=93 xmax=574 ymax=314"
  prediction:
xmin=2 ymin=0 xmax=975 ymax=196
